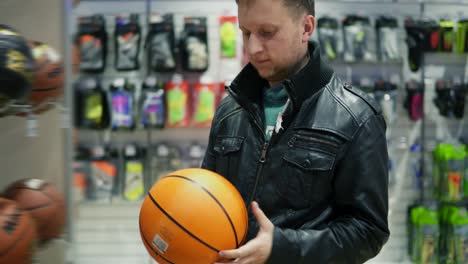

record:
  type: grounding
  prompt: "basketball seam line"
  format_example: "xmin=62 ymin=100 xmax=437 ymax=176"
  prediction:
xmin=11 ymin=185 xmax=57 ymax=205
xmin=164 ymin=175 xmax=240 ymax=247
xmin=0 ymin=209 xmax=32 ymax=257
xmin=138 ymin=218 xmax=174 ymax=264
xmin=148 ymin=192 xmax=221 ymax=253
xmin=22 ymin=204 xmax=52 ymax=211
xmin=32 ymin=86 xmax=60 ymax=92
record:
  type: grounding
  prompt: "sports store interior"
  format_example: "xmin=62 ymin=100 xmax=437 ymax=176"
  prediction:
xmin=0 ymin=0 xmax=468 ymax=263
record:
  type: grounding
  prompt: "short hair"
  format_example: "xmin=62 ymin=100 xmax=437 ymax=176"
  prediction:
xmin=236 ymin=0 xmax=315 ymax=17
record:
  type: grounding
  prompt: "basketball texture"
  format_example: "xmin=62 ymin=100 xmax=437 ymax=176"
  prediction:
xmin=3 ymin=178 xmax=66 ymax=243
xmin=18 ymin=40 xmax=64 ymax=115
xmin=139 ymin=168 xmax=248 ymax=264
xmin=0 ymin=25 xmax=34 ymax=111
xmin=0 ymin=198 xmax=37 ymax=264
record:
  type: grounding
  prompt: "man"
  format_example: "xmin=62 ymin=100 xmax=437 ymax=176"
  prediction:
xmin=202 ymin=0 xmax=390 ymax=263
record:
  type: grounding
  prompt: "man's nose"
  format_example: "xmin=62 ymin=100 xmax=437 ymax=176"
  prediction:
xmin=247 ymin=34 xmax=263 ymax=56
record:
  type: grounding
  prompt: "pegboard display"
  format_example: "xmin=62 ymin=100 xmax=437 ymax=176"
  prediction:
xmin=68 ymin=1 xmax=468 ymax=264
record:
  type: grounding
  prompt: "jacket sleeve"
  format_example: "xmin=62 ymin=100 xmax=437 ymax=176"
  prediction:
xmin=267 ymin=114 xmax=390 ymax=264
xmin=201 ymin=99 xmax=225 ymax=172
xmin=201 ymin=121 xmax=217 ymax=171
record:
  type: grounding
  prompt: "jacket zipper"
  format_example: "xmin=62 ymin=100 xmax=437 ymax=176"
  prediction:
xmin=226 ymin=86 xmax=277 ymax=209
xmin=248 ymin=141 xmax=269 ymax=206
xmin=292 ymin=134 xmax=339 ymax=148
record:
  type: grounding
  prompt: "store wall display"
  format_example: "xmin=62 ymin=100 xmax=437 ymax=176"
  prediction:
xmin=71 ymin=1 xmax=468 ymax=264
xmin=408 ymin=203 xmax=468 ymax=264
xmin=74 ymin=141 xmax=207 ymax=203
xmin=0 ymin=198 xmax=37 ymax=264
xmin=74 ymin=75 xmax=224 ymax=130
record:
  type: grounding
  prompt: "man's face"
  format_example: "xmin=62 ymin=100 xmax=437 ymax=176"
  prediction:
xmin=238 ymin=0 xmax=311 ymax=84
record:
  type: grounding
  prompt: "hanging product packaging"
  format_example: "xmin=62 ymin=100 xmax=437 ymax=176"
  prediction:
xmin=192 ymin=77 xmax=217 ymax=127
xmin=74 ymin=78 xmax=110 ymax=130
xmin=433 ymin=79 xmax=453 ymax=118
xmin=436 ymin=144 xmax=465 ymax=202
xmin=220 ymin=16 xmax=238 ymax=58
xmin=140 ymin=76 xmax=165 ymax=129
xmin=408 ymin=205 xmax=425 ymax=261
xmin=404 ymin=80 xmax=424 ymax=121
xmin=185 ymin=142 xmax=206 ymax=168
xmin=432 ymin=144 xmax=444 ymax=197
xmin=114 ymin=14 xmax=141 ymax=71
xmin=88 ymin=145 xmax=118 ymax=201
xmin=122 ymin=144 xmax=145 ymax=201
xmin=165 ymin=76 xmax=190 ymax=128
xmin=76 ymin=15 xmax=108 ymax=73
xmin=405 ymin=18 xmax=426 ymax=72
xmin=447 ymin=207 xmax=468 ymax=264
xmin=456 ymin=20 xmax=468 ymax=54
xmin=342 ymin=15 xmax=375 ymax=62
xmin=433 ymin=80 xmax=466 ymax=119
xmin=416 ymin=206 xmax=440 ymax=264
xmin=317 ymin=17 xmax=340 ymax=61
xmin=376 ymin=16 xmax=400 ymax=62
xmin=180 ymin=17 xmax=209 ymax=72
xmin=146 ymin=14 xmax=176 ymax=72
xmin=150 ymin=142 xmax=182 ymax=183
xmin=453 ymin=83 xmax=467 ymax=119
xmin=422 ymin=19 xmax=441 ymax=52
xmin=109 ymin=78 xmax=136 ymax=131
xmin=440 ymin=19 xmax=455 ymax=53
xmin=374 ymin=80 xmax=398 ymax=125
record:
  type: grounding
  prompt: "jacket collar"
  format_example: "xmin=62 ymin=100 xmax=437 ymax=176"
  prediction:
xmin=229 ymin=41 xmax=334 ymax=111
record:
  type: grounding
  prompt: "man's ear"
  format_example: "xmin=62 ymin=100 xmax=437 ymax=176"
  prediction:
xmin=302 ymin=15 xmax=315 ymax=43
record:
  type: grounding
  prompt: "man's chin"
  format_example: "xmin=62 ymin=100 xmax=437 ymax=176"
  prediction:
xmin=255 ymin=68 xmax=274 ymax=80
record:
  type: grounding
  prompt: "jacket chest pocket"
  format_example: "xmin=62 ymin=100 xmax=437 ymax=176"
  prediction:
xmin=277 ymin=146 xmax=336 ymax=210
xmin=213 ymin=136 xmax=244 ymax=181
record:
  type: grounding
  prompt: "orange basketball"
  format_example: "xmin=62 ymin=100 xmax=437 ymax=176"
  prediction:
xmin=17 ymin=40 xmax=64 ymax=116
xmin=0 ymin=198 xmax=37 ymax=264
xmin=3 ymin=179 xmax=66 ymax=243
xmin=139 ymin=168 xmax=248 ymax=264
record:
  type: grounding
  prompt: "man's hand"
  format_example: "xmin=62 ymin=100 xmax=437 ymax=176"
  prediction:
xmin=214 ymin=201 xmax=274 ymax=264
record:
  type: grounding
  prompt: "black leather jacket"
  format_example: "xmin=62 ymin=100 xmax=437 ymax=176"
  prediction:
xmin=202 ymin=42 xmax=390 ymax=264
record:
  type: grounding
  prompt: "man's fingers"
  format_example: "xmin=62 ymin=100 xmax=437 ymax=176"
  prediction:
xmin=251 ymin=201 xmax=272 ymax=231
xmin=219 ymin=240 xmax=256 ymax=259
